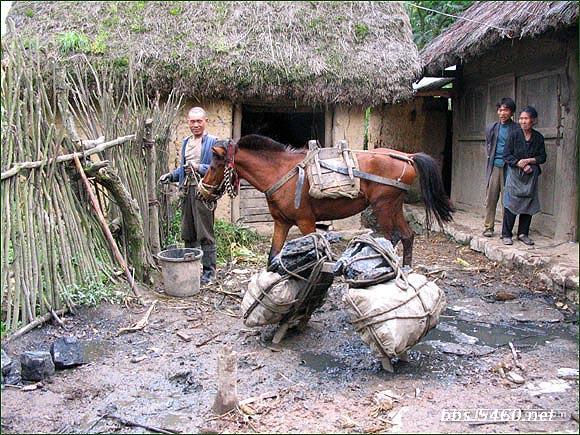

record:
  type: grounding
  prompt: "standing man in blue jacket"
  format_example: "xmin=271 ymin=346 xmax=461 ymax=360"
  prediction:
xmin=159 ymin=107 xmax=218 ymax=284
xmin=482 ymin=97 xmax=519 ymax=237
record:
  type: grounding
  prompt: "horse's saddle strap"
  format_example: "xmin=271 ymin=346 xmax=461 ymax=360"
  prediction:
xmin=319 ymin=160 xmax=411 ymax=191
xmin=265 ymin=166 xmax=298 ymax=199
xmin=265 ymin=153 xmax=316 ymax=200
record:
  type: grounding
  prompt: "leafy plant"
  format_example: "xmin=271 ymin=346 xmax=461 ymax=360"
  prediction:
xmin=91 ymin=31 xmax=109 ymax=55
xmin=353 ymin=23 xmax=370 ymax=42
xmin=62 ymin=273 xmax=124 ymax=307
xmin=169 ymin=5 xmax=183 ymax=16
xmin=130 ymin=23 xmax=147 ymax=33
xmin=58 ymin=31 xmax=90 ymax=54
xmin=405 ymin=1 xmax=473 ymax=49
xmin=164 ymin=206 xmax=182 ymax=248
xmin=214 ymin=219 xmax=266 ymax=265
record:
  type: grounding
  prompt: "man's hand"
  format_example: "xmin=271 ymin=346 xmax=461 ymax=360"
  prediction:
xmin=159 ymin=173 xmax=172 ymax=184
xmin=523 ymin=164 xmax=533 ymax=174
xmin=185 ymin=162 xmax=199 ymax=174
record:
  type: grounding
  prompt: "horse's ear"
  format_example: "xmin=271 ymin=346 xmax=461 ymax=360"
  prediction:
xmin=212 ymin=146 xmax=226 ymax=157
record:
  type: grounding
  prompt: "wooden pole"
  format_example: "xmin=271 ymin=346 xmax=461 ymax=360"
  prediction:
xmin=72 ymin=154 xmax=141 ymax=300
xmin=1 ymin=135 xmax=136 ymax=180
xmin=212 ymin=345 xmax=238 ymax=415
xmin=143 ymin=119 xmax=161 ymax=254
xmin=230 ymin=104 xmax=242 ymax=224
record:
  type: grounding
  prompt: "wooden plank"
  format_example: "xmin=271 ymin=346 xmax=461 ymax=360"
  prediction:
xmin=241 ymin=198 xmax=270 ymax=209
xmin=241 ymin=214 xmax=274 ymax=223
xmin=241 ymin=207 xmax=272 ymax=217
xmin=241 ymin=189 xmax=267 ymax=200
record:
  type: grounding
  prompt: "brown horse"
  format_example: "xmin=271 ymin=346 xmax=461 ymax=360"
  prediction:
xmin=198 ymin=135 xmax=454 ymax=266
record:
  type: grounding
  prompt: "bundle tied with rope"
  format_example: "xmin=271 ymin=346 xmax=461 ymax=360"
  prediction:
xmin=241 ymin=232 xmax=337 ymax=327
xmin=337 ymin=234 xmax=446 ymax=372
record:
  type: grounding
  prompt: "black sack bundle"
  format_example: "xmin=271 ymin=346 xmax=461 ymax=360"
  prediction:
xmin=268 ymin=231 xmax=340 ymax=278
xmin=243 ymin=232 xmax=338 ymax=327
xmin=333 ymin=234 xmax=399 ymax=287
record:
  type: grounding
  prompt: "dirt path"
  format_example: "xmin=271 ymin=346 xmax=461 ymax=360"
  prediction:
xmin=1 ymin=233 xmax=578 ymax=434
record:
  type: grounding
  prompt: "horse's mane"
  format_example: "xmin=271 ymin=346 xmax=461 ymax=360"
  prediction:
xmin=237 ymin=134 xmax=303 ymax=154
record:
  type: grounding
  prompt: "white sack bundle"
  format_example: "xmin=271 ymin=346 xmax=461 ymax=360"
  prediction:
xmin=343 ymin=273 xmax=446 ymax=370
xmin=241 ymin=270 xmax=305 ymax=327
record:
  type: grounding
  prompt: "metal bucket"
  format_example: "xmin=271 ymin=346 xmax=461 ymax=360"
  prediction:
xmin=157 ymin=248 xmax=203 ymax=297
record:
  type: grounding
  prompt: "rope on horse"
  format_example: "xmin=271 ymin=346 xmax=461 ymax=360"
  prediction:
xmin=243 ymin=233 xmax=335 ymax=322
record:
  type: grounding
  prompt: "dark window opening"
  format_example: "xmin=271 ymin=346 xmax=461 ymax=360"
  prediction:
xmin=241 ymin=105 xmax=325 ymax=148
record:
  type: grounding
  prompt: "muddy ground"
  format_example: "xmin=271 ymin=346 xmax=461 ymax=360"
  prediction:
xmin=1 ymin=233 xmax=578 ymax=434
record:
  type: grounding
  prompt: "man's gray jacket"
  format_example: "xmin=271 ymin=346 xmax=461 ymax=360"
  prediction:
xmin=484 ymin=120 xmax=520 ymax=187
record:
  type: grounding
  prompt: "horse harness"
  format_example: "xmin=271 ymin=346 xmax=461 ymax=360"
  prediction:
xmin=195 ymin=139 xmax=240 ymax=204
xmin=264 ymin=148 xmax=413 ymax=208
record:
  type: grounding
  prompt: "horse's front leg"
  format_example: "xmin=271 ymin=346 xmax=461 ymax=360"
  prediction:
xmin=268 ymin=220 xmax=291 ymax=265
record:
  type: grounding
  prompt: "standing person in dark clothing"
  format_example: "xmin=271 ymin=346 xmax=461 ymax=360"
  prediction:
xmin=482 ymin=97 xmax=520 ymax=237
xmin=501 ymin=106 xmax=547 ymax=246
xmin=159 ymin=107 xmax=218 ymax=284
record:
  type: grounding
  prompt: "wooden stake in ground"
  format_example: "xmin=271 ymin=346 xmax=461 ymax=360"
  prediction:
xmin=212 ymin=345 xmax=239 ymax=415
xmin=143 ymin=118 xmax=161 ymax=255
xmin=72 ymin=154 xmax=141 ymax=300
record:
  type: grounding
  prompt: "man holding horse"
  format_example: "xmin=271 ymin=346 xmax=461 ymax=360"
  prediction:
xmin=159 ymin=107 xmax=218 ymax=285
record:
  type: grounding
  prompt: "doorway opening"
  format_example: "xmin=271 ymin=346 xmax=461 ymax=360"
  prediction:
xmin=241 ymin=105 xmax=325 ymax=148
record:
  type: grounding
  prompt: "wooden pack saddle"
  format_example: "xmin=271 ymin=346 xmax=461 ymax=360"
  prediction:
xmin=306 ymin=139 xmax=360 ymax=199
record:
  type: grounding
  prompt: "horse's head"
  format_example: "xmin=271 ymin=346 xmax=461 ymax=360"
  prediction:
xmin=196 ymin=139 xmax=239 ymax=202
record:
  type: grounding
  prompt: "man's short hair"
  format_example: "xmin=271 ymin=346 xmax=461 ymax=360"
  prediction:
xmin=496 ymin=97 xmax=516 ymax=113
xmin=188 ymin=107 xmax=207 ymax=119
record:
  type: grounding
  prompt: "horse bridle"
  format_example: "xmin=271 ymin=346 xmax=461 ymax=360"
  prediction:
xmin=196 ymin=139 xmax=240 ymax=204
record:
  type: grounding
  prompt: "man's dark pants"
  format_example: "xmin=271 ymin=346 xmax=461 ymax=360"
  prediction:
xmin=181 ymin=189 xmax=216 ymax=275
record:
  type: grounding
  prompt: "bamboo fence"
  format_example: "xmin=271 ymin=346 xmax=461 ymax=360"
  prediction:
xmin=1 ymin=37 xmax=181 ymax=333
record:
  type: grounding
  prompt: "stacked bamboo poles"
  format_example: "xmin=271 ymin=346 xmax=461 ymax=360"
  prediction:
xmin=1 ymin=39 xmax=181 ymax=333
xmin=66 ymin=60 xmax=182 ymax=269
xmin=1 ymin=40 xmax=118 ymax=331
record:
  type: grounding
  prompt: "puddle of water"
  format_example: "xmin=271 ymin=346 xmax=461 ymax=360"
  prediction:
xmin=432 ymin=313 xmax=577 ymax=348
xmin=297 ymin=310 xmax=577 ymax=381
xmin=299 ymin=350 xmax=349 ymax=374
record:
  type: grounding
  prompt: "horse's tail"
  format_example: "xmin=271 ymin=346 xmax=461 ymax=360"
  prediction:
xmin=411 ymin=153 xmax=455 ymax=230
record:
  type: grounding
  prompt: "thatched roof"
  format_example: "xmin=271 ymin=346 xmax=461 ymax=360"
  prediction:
xmin=421 ymin=1 xmax=579 ymax=76
xmin=6 ymin=1 xmax=421 ymax=106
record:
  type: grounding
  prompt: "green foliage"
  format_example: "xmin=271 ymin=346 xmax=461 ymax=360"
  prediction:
xmin=62 ymin=273 xmax=124 ymax=307
xmin=307 ymin=17 xmax=325 ymax=30
xmin=405 ymin=1 xmax=473 ymax=49
xmin=164 ymin=206 xmax=182 ymax=247
xmin=130 ymin=22 xmax=147 ymax=33
xmin=57 ymin=31 xmax=90 ymax=54
xmin=112 ymin=56 xmax=129 ymax=70
xmin=214 ymin=219 xmax=266 ymax=266
xmin=91 ymin=31 xmax=109 ymax=55
xmin=24 ymin=8 xmax=34 ymax=18
xmin=169 ymin=5 xmax=183 ymax=16
xmin=6 ymin=239 xmax=14 ymax=264
xmin=353 ymin=23 xmax=370 ymax=42
xmin=22 ymin=38 xmax=39 ymax=50
xmin=129 ymin=1 xmax=147 ymax=13
xmin=103 ymin=16 xmax=120 ymax=28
